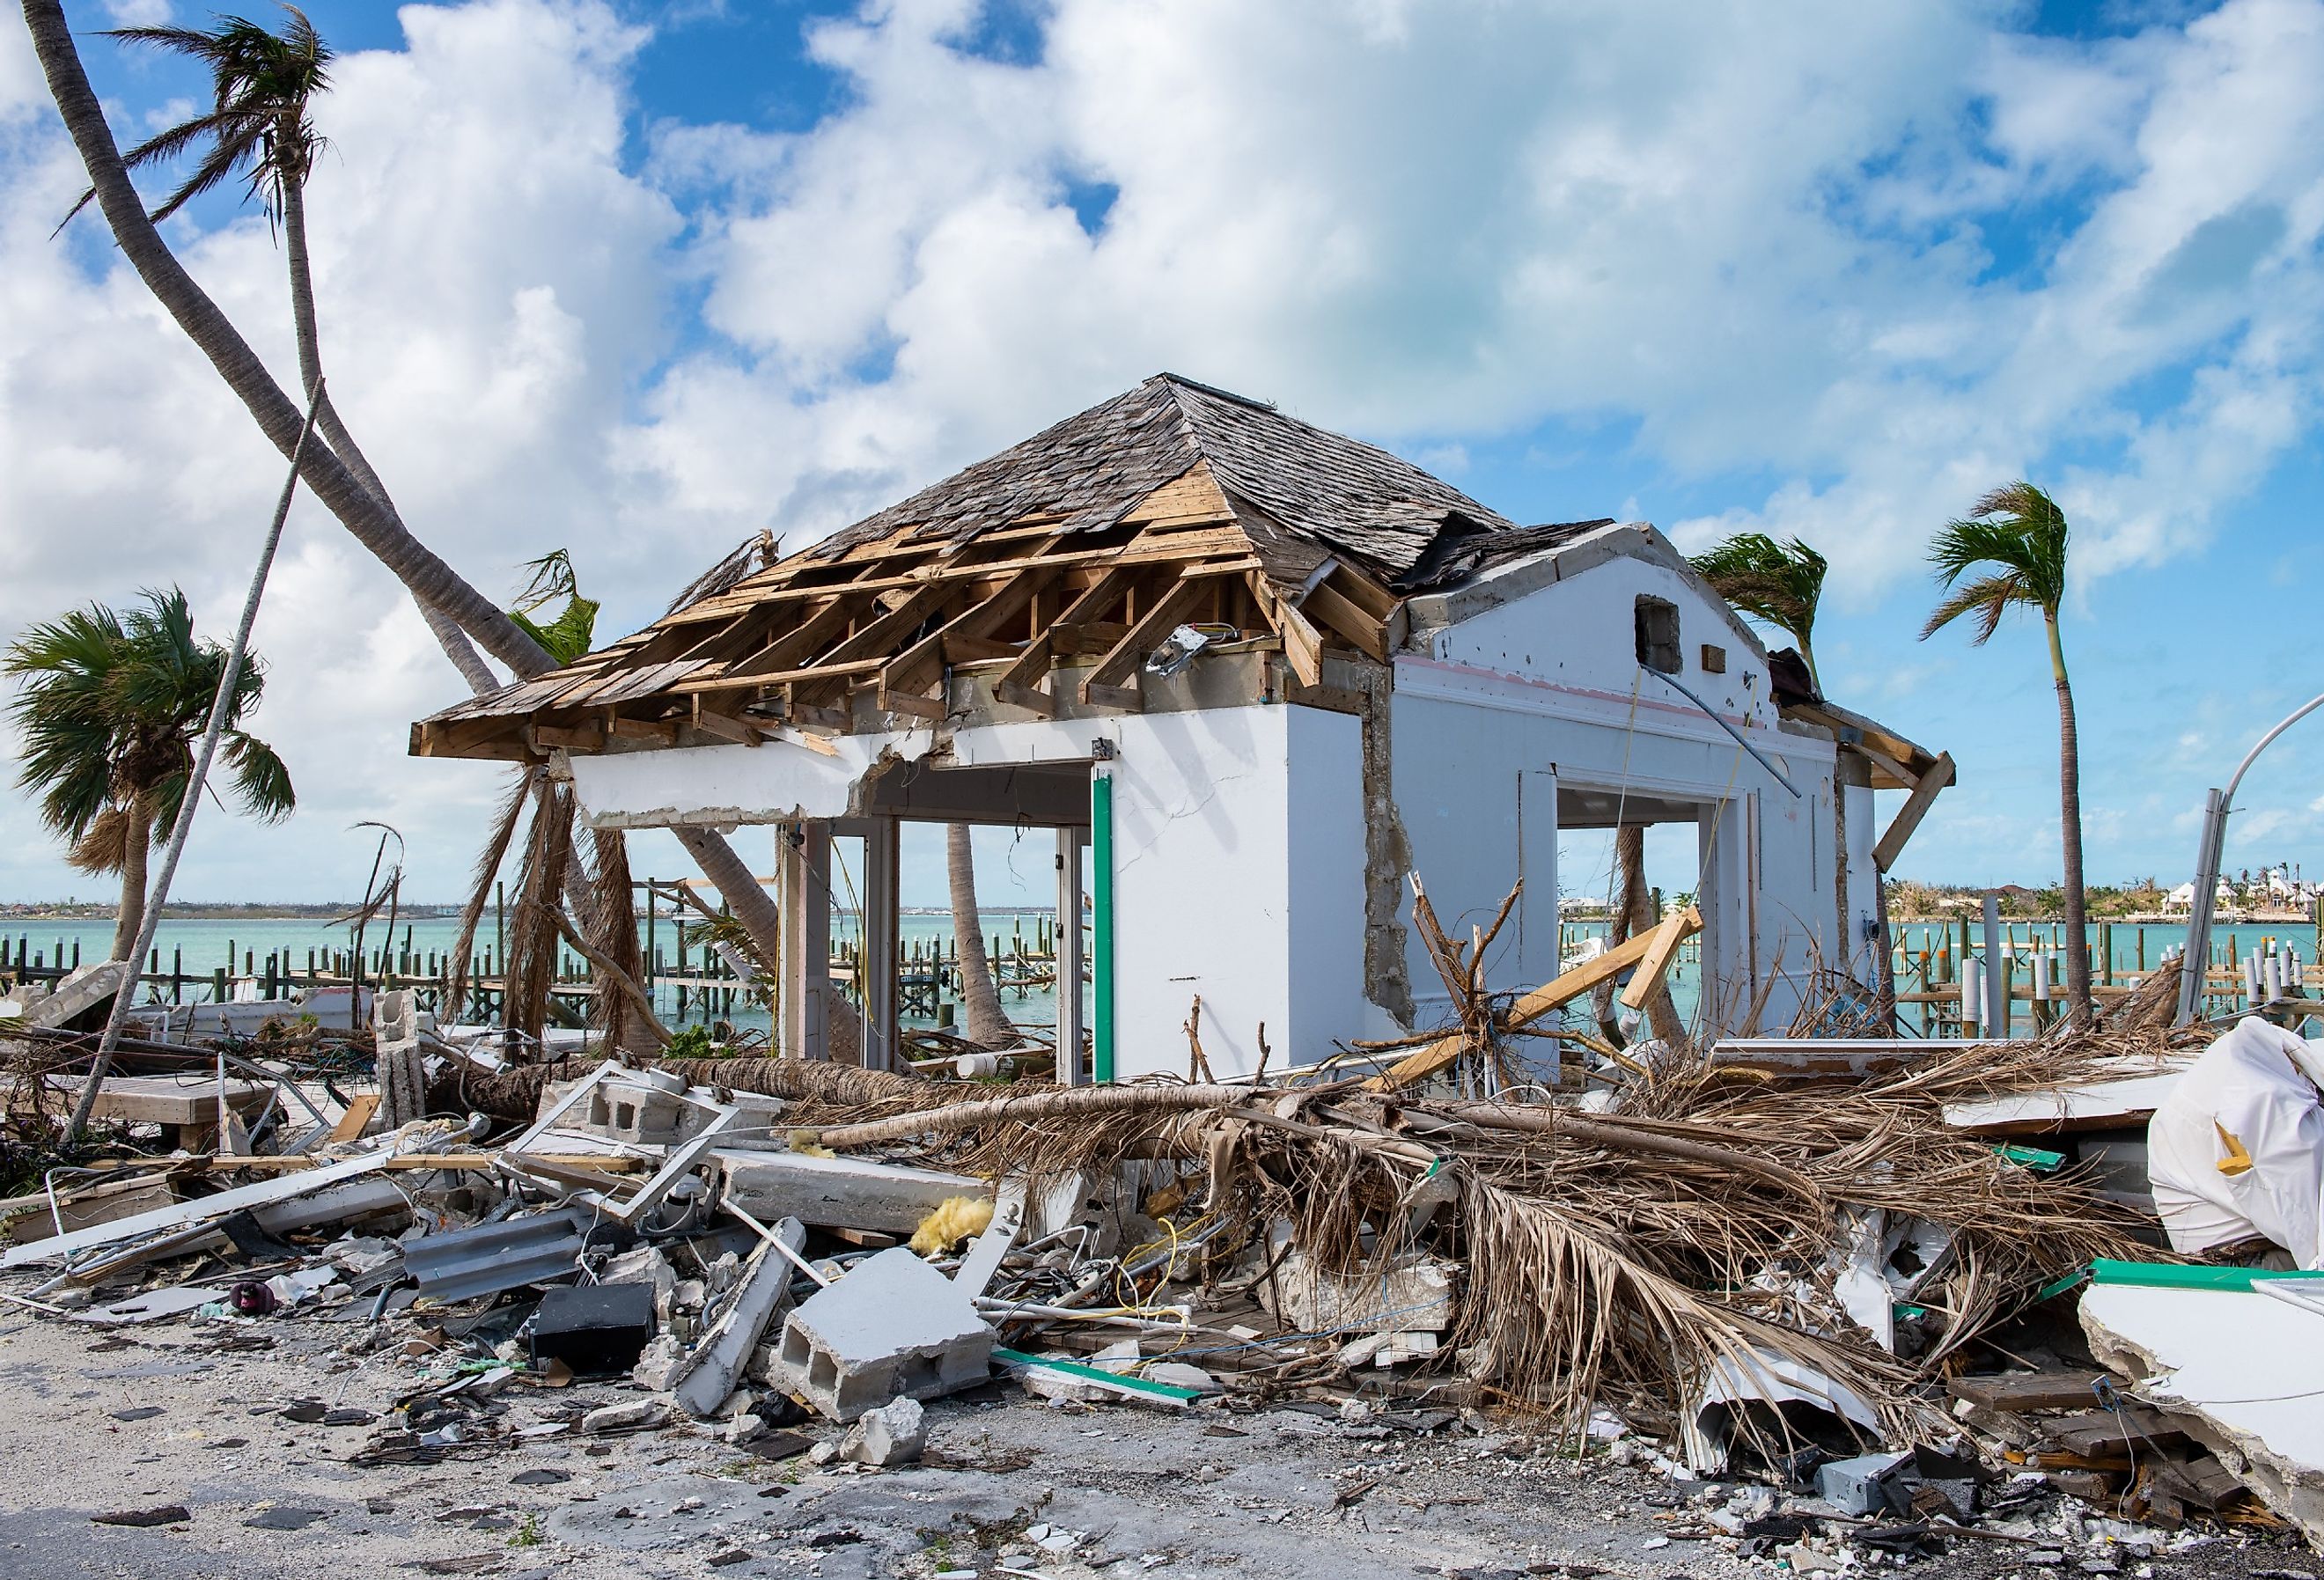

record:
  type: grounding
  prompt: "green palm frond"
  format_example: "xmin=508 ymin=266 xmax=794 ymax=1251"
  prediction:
xmin=509 ymin=550 xmax=600 ymax=665
xmin=223 ymin=730 xmax=297 ymax=821
xmin=4 ymin=586 xmax=294 ymax=861
xmin=1691 ymin=532 xmax=1827 ymax=681
xmin=67 ymin=6 xmax=335 ymax=230
xmin=1923 ymin=481 xmax=2071 ymax=643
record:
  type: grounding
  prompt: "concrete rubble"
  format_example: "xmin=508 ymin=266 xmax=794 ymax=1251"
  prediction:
xmin=1 ymin=1008 xmax=2320 ymax=1574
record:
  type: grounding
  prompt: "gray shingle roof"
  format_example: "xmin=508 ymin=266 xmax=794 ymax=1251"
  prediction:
xmin=810 ymin=373 xmax=1522 ymax=586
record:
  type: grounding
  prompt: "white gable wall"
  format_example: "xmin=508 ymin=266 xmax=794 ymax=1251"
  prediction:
xmin=1378 ymin=543 xmax=1846 ymax=1036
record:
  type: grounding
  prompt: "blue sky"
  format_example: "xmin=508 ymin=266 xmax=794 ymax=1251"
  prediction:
xmin=4 ymin=0 xmax=2323 ymax=908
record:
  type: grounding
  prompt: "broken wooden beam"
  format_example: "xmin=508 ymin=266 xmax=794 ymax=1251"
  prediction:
xmin=1368 ymin=907 xmax=1702 ymax=1092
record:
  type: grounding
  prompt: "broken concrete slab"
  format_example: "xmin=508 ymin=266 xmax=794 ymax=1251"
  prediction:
xmin=26 ymin=959 xmax=131 ymax=1029
xmin=672 ymin=1217 xmax=807 ymax=1420
xmin=952 ymin=1180 xmax=1024 ymax=1297
xmin=776 ymin=1246 xmax=995 ymax=1421
xmin=717 ymin=1149 xmax=990 ymax=1236
xmin=2081 ymin=1274 xmax=2324 ymax=1546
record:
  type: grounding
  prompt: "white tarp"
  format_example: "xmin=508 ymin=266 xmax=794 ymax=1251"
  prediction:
xmin=2148 ymin=1018 xmax=2324 ymax=1267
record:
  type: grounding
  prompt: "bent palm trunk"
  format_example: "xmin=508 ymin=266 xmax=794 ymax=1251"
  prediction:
xmin=25 ymin=0 xmax=541 ymax=680
xmin=26 ymin=4 xmax=779 ymax=976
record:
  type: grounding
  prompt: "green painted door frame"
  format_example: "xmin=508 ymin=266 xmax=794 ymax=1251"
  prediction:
xmin=1092 ymin=767 xmax=1115 ymax=1083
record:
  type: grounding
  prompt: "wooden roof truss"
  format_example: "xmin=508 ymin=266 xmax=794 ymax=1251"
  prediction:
xmin=412 ymin=464 xmax=1407 ymax=763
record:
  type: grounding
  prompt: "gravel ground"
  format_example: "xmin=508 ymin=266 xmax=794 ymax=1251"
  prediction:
xmin=0 ymin=1301 xmax=2313 ymax=1580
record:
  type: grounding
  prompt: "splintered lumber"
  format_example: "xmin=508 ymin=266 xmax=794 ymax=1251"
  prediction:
xmin=1874 ymin=750 xmax=1956 ymax=872
xmin=1948 ymin=1371 xmax=2108 ymax=1415
xmin=1368 ymin=907 xmax=1701 ymax=1092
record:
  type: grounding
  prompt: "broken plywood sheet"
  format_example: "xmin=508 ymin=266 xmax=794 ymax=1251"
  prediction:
xmin=2080 ymin=1279 xmax=2324 ymax=1545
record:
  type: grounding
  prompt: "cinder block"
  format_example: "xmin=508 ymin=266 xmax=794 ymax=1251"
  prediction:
xmin=776 ymin=1246 xmax=994 ymax=1421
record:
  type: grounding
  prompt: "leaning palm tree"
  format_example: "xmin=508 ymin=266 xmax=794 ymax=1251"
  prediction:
xmin=26 ymin=1 xmax=786 ymax=968
xmin=77 ymin=5 xmax=504 ymax=695
xmin=1690 ymin=533 xmax=1828 ymax=687
xmin=1921 ymin=481 xmax=2089 ymax=1026
xmin=5 ymin=589 xmax=294 ymax=959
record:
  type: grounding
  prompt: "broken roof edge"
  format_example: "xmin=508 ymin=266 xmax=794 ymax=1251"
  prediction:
xmin=1401 ymin=520 xmax=1776 ymax=669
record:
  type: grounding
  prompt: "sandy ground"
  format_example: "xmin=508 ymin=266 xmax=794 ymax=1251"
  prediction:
xmin=0 ymin=1300 xmax=2314 ymax=1580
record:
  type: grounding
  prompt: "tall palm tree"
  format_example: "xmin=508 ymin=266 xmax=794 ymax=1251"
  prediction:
xmin=1691 ymin=533 xmax=1828 ymax=687
xmin=1921 ymin=481 xmax=2089 ymax=1027
xmin=26 ymin=0 xmax=788 ymax=968
xmin=6 ymin=589 xmax=294 ymax=959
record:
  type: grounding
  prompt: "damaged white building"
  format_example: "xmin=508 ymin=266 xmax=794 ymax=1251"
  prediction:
xmin=415 ymin=375 xmax=1947 ymax=1079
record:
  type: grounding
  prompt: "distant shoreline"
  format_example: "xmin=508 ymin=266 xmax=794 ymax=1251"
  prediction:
xmin=0 ymin=903 xmax=1061 ymax=922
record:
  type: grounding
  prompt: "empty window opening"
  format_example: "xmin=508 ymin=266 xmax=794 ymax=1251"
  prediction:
xmin=1635 ymin=597 xmax=1680 ymax=673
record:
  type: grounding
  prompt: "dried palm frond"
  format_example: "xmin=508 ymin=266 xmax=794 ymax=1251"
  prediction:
xmin=443 ymin=768 xmax=534 ymax=1023
xmin=498 ymin=779 xmax=575 ymax=1042
xmin=586 ymin=824 xmax=648 ymax=1054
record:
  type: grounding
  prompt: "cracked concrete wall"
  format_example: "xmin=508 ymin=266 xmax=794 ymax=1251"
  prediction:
xmin=1355 ymin=665 xmax=1416 ymax=1028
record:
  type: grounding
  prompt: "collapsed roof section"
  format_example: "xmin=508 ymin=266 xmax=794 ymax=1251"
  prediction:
xmin=412 ymin=373 xmax=1613 ymax=764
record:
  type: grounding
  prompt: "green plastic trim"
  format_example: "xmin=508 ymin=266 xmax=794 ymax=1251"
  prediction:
xmin=2088 ymin=1258 xmax=2324 ymax=1291
xmin=1994 ymin=1143 xmax=2065 ymax=1172
xmin=991 ymin=1346 xmax=1202 ymax=1401
xmin=1092 ymin=769 xmax=1115 ymax=1084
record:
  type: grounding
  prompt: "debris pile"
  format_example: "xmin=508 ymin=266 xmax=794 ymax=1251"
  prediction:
xmin=2 ymin=992 xmax=2320 ymax=1562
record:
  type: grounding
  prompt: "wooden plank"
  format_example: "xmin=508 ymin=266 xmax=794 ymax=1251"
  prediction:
xmin=716 ymin=592 xmax=869 ymax=682
xmin=1330 ymin=562 xmax=1401 ymax=623
xmin=1368 ymin=908 xmax=1702 ymax=1092
xmin=1083 ymin=681 xmax=1144 ymax=711
xmin=1620 ymin=907 xmax=1693 ymax=1010
xmin=328 ymin=1093 xmax=379 ymax=1143
xmin=1299 ymin=576 xmax=1388 ymax=662
xmin=944 ymin=634 xmax=1017 ymax=664
xmin=1081 ymin=576 xmax=1210 ymax=699
xmin=995 ymin=680 xmax=1059 ymax=717
xmin=607 ymin=714 xmax=680 ymax=746
xmin=673 ymin=657 xmax=887 ymax=694
xmin=882 ymin=561 xmax=1060 ymax=698
xmin=1283 ymin=681 xmax=1365 ymax=717
xmin=1049 ymin=621 xmax=1131 ymax=655
xmin=776 ymin=726 xmax=841 ymax=758
xmin=1274 ymin=590 xmax=1326 ymax=687
xmin=997 ymin=565 xmax=1142 ymax=694
xmin=692 ymin=705 xmax=764 ymax=746
xmin=527 ymin=721 xmax=603 ymax=752
xmin=1122 ymin=460 xmax=1232 ymax=525
xmin=1873 ymin=750 xmax=1956 ymax=871
xmin=1947 ymin=1371 xmax=2107 ymax=1414
xmin=878 ymin=687 xmax=947 ymax=723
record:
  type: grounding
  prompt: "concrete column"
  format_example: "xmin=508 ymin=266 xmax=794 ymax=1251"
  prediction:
xmin=1055 ymin=827 xmax=1085 ymax=1085
xmin=779 ymin=822 xmax=833 ymax=1060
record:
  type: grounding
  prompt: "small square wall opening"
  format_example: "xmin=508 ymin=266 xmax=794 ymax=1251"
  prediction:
xmin=1635 ymin=596 xmax=1681 ymax=673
